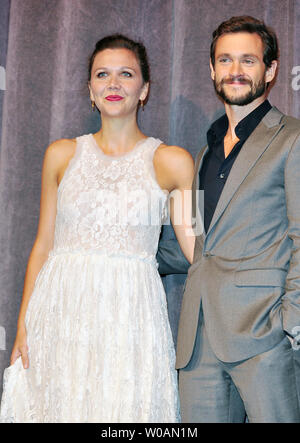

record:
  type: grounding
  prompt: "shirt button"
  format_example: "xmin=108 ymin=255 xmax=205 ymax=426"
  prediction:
xmin=219 ymin=173 xmax=225 ymax=179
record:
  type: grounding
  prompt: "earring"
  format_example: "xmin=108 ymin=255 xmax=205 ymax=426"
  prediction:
xmin=91 ymin=100 xmax=95 ymax=112
xmin=140 ymin=100 xmax=144 ymax=111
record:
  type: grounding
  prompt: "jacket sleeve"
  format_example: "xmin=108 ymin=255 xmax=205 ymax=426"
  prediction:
xmin=282 ymin=129 xmax=300 ymax=338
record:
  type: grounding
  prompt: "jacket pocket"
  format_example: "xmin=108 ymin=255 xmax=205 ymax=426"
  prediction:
xmin=234 ymin=268 xmax=287 ymax=287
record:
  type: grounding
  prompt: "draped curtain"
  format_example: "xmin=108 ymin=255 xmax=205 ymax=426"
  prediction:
xmin=1 ymin=0 xmax=300 ymax=394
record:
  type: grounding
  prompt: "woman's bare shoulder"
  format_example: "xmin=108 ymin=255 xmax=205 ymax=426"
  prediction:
xmin=155 ymin=143 xmax=194 ymax=170
xmin=46 ymin=137 xmax=77 ymax=159
xmin=43 ymin=137 xmax=76 ymax=168
xmin=157 ymin=142 xmax=192 ymax=155
xmin=42 ymin=138 xmax=77 ymax=183
xmin=154 ymin=143 xmax=194 ymax=191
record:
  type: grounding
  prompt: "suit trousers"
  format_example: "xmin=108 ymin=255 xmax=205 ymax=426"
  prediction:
xmin=179 ymin=310 xmax=300 ymax=423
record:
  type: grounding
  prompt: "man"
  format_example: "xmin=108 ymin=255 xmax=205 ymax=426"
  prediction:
xmin=158 ymin=16 xmax=300 ymax=423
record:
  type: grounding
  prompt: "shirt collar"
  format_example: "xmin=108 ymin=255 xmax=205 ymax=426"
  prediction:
xmin=235 ymin=99 xmax=272 ymax=141
xmin=207 ymin=100 xmax=272 ymax=148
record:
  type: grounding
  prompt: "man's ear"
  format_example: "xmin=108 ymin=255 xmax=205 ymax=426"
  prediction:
xmin=209 ymin=59 xmax=215 ymax=81
xmin=265 ymin=60 xmax=277 ymax=84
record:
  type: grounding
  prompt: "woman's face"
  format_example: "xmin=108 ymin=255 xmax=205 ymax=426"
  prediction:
xmin=89 ymin=48 xmax=149 ymax=118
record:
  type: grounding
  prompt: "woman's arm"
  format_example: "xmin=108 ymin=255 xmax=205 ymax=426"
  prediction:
xmin=154 ymin=145 xmax=195 ymax=264
xmin=10 ymin=139 xmax=75 ymax=368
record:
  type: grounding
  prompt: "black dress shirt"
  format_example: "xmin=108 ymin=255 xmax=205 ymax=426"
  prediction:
xmin=200 ymin=100 xmax=272 ymax=232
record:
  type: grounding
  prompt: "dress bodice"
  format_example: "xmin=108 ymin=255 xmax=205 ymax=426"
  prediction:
xmin=52 ymin=134 xmax=168 ymax=261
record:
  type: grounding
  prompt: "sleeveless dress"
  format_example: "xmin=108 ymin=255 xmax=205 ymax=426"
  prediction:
xmin=0 ymin=134 xmax=180 ymax=423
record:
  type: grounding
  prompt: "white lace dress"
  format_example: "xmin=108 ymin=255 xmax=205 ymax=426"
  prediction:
xmin=0 ymin=135 xmax=180 ymax=423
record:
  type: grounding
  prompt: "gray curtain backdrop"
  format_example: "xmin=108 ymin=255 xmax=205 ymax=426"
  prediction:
xmin=0 ymin=0 xmax=300 ymax=396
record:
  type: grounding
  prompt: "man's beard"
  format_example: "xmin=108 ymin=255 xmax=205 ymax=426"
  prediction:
xmin=214 ymin=75 xmax=266 ymax=106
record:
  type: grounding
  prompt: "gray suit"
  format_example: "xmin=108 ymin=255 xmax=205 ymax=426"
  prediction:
xmin=158 ymin=107 xmax=300 ymax=422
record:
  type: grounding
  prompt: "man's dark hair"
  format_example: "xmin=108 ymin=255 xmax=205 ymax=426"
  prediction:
xmin=210 ymin=16 xmax=278 ymax=68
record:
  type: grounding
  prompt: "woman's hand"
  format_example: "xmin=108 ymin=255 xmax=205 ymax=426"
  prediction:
xmin=10 ymin=326 xmax=29 ymax=369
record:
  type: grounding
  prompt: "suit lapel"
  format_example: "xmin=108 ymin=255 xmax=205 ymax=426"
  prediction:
xmin=206 ymin=107 xmax=285 ymax=236
xmin=192 ymin=146 xmax=209 ymax=238
xmin=193 ymin=145 xmax=208 ymax=191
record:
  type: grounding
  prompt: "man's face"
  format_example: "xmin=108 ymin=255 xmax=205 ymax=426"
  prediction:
xmin=210 ymin=32 xmax=276 ymax=106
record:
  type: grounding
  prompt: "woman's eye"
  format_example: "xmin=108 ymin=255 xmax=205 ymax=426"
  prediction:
xmin=97 ymin=72 xmax=107 ymax=78
xmin=121 ymin=71 xmax=132 ymax=77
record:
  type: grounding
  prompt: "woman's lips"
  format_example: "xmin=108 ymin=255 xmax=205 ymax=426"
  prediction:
xmin=105 ymin=95 xmax=124 ymax=101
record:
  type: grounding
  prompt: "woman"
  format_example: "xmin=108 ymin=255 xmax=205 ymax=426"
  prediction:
xmin=0 ymin=35 xmax=195 ymax=423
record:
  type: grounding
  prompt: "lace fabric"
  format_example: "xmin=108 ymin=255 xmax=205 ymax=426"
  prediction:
xmin=0 ymin=135 xmax=180 ymax=423
xmin=54 ymin=135 xmax=168 ymax=260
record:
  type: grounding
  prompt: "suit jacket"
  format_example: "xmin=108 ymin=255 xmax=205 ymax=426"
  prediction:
xmin=176 ymin=106 xmax=300 ymax=367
